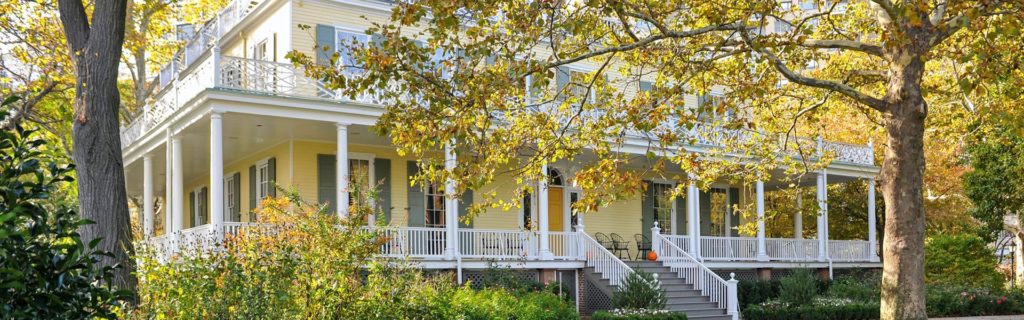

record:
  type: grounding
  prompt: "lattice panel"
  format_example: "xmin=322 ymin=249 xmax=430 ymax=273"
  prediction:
xmin=460 ymin=270 xmax=539 ymax=289
xmin=580 ymin=275 xmax=613 ymax=316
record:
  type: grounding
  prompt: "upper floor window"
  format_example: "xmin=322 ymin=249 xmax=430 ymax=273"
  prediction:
xmin=697 ymin=93 xmax=731 ymax=122
xmin=556 ymin=68 xmax=596 ymax=104
xmin=252 ymin=39 xmax=268 ymax=61
xmin=800 ymin=0 xmax=817 ymax=10
xmin=335 ymin=28 xmax=370 ymax=73
xmin=780 ymin=0 xmax=792 ymax=10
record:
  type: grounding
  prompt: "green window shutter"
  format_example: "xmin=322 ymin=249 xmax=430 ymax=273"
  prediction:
xmin=728 ymin=187 xmax=741 ymax=237
xmin=406 ymin=161 xmax=425 ymax=227
xmin=248 ymin=165 xmax=257 ymax=212
xmin=317 ymin=154 xmax=337 ymax=214
xmin=189 ymin=191 xmax=196 ymax=228
xmin=675 ymin=187 xmax=687 ymax=236
xmin=556 ymin=67 xmax=571 ymax=96
xmin=641 ymin=180 xmax=655 ymax=240
xmin=458 ymin=190 xmax=473 ymax=229
xmin=374 ymin=158 xmax=392 ymax=224
xmin=232 ymin=172 xmax=241 ymax=222
xmin=201 ymin=186 xmax=209 ymax=225
xmin=699 ymin=190 xmax=712 ymax=236
xmin=315 ymin=24 xmax=335 ymax=66
xmin=267 ymin=157 xmax=277 ymax=197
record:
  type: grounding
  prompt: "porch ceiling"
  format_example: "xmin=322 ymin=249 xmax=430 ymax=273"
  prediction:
xmin=124 ymin=112 xmax=391 ymax=195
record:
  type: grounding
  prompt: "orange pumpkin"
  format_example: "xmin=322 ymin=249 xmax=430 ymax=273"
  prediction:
xmin=647 ymin=251 xmax=658 ymax=261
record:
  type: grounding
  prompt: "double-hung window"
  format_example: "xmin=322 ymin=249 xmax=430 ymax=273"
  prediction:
xmin=335 ymin=28 xmax=370 ymax=74
xmin=425 ymin=182 xmax=446 ymax=228
xmin=224 ymin=174 xmax=237 ymax=222
xmin=651 ymin=182 xmax=675 ymax=235
xmin=256 ymin=159 xmax=271 ymax=201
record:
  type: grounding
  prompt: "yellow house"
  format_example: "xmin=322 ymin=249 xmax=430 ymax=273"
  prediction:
xmin=120 ymin=0 xmax=881 ymax=317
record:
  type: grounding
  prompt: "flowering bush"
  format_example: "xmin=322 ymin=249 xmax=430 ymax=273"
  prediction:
xmin=592 ymin=308 xmax=687 ymax=320
xmin=742 ymin=297 xmax=879 ymax=320
xmin=925 ymin=285 xmax=1024 ymax=317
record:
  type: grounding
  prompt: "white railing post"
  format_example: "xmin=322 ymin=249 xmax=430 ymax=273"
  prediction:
xmin=727 ymin=273 xmax=739 ymax=320
xmin=652 ymin=221 xmax=662 ymax=258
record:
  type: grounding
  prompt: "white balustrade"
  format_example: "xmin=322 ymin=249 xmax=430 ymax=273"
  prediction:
xmin=828 ymin=240 xmax=872 ymax=262
xmin=654 ymin=233 xmax=731 ymax=310
xmin=458 ymin=229 xmax=536 ymax=259
xmin=765 ymin=238 xmax=819 ymax=261
xmin=700 ymin=236 xmax=759 ymax=261
xmin=662 ymin=235 xmax=690 ymax=254
xmin=548 ymin=231 xmax=580 ymax=260
xmin=375 ymin=227 xmax=448 ymax=258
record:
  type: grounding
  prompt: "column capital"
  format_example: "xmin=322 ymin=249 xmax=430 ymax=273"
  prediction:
xmin=211 ymin=110 xmax=225 ymax=117
xmin=336 ymin=122 xmax=352 ymax=128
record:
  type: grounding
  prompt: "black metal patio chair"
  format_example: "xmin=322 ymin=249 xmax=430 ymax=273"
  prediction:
xmin=635 ymin=233 xmax=652 ymax=260
xmin=595 ymin=232 xmax=614 ymax=251
xmin=609 ymin=233 xmax=632 ymax=260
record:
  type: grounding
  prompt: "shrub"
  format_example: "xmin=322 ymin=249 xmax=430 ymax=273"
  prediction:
xmin=476 ymin=263 xmax=543 ymax=292
xmin=925 ymin=285 xmax=1024 ymax=317
xmin=740 ymin=279 xmax=781 ymax=307
xmin=827 ymin=274 xmax=880 ymax=302
xmin=742 ymin=298 xmax=880 ymax=320
xmin=612 ymin=270 xmax=667 ymax=310
xmin=779 ymin=269 xmax=819 ymax=307
xmin=925 ymin=234 xmax=1005 ymax=290
xmin=0 ymin=99 xmax=128 ymax=319
xmin=593 ymin=309 xmax=687 ymax=320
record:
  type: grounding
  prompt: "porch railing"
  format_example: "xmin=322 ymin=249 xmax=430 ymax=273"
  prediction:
xmin=700 ymin=236 xmax=758 ymax=261
xmin=661 ymin=235 xmax=873 ymax=262
xmin=377 ymin=227 xmax=448 ymax=258
xmin=828 ymin=240 xmax=872 ymax=262
xmin=458 ymin=229 xmax=535 ymax=259
xmin=765 ymin=238 xmax=819 ymax=261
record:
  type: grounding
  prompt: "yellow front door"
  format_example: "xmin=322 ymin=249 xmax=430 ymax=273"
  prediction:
xmin=548 ymin=187 xmax=564 ymax=231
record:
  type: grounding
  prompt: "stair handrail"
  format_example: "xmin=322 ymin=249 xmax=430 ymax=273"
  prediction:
xmin=578 ymin=231 xmax=637 ymax=286
xmin=654 ymin=232 xmax=739 ymax=319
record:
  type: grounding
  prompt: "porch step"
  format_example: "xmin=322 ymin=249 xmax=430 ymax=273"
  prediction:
xmin=667 ymin=307 xmax=727 ymax=317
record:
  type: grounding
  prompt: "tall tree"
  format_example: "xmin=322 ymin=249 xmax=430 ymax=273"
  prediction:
xmin=56 ymin=0 xmax=135 ymax=289
xmin=291 ymin=1 xmax=1022 ymax=318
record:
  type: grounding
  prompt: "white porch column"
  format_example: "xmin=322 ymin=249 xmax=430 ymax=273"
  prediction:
xmin=210 ymin=112 xmax=225 ymax=239
xmin=143 ymin=155 xmax=155 ymax=238
xmin=171 ymin=137 xmax=184 ymax=250
xmin=538 ymin=163 xmax=553 ymax=259
xmin=336 ymin=123 xmax=349 ymax=218
xmin=443 ymin=142 xmax=460 ymax=260
xmin=686 ymin=180 xmax=700 ymax=257
xmin=868 ymin=178 xmax=879 ymax=262
xmin=756 ymin=180 xmax=769 ymax=261
xmin=816 ymin=168 xmax=829 ymax=260
xmin=165 ymin=130 xmax=173 ymax=237
xmin=794 ymin=193 xmax=803 ymax=239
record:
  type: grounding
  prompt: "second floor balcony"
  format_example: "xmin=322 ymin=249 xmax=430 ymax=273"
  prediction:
xmin=121 ymin=50 xmax=875 ymax=167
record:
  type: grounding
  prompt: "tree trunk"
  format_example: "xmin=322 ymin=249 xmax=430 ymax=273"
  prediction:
xmin=58 ymin=0 xmax=137 ymax=290
xmin=879 ymin=56 xmax=928 ymax=320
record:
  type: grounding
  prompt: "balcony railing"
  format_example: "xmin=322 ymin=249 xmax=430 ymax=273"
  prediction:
xmin=124 ymin=51 xmax=874 ymax=168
